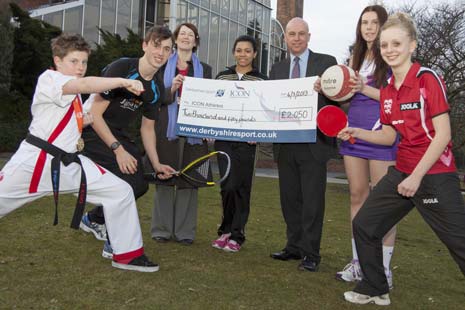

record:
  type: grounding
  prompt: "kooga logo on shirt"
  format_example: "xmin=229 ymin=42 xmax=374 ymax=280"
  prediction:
xmin=400 ymin=102 xmax=420 ymax=111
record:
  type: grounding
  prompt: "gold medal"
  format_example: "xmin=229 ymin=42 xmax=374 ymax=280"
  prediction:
xmin=76 ymin=138 xmax=85 ymax=152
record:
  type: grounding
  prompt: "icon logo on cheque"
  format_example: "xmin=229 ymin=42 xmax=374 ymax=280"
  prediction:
xmin=215 ymin=89 xmax=225 ymax=97
xmin=230 ymin=83 xmax=250 ymax=98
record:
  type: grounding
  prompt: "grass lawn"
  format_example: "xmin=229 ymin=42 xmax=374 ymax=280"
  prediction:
xmin=1 ymin=162 xmax=464 ymax=309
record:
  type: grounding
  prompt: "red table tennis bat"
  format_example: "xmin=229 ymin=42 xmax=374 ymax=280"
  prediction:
xmin=317 ymin=105 xmax=355 ymax=144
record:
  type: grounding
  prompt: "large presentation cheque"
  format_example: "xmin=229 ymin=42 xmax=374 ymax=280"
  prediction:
xmin=175 ymin=76 xmax=319 ymax=143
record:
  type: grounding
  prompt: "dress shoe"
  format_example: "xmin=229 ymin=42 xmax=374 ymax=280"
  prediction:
xmin=270 ymin=249 xmax=301 ymax=261
xmin=153 ymin=236 xmax=170 ymax=243
xmin=177 ymin=239 xmax=194 ymax=245
xmin=298 ymin=256 xmax=319 ymax=272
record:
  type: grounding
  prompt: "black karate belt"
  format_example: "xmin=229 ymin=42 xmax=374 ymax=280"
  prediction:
xmin=26 ymin=134 xmax=87 ymax=229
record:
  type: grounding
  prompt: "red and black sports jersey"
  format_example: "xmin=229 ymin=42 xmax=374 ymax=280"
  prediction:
xmin=380 ymin=62 xmax=455 ymax=174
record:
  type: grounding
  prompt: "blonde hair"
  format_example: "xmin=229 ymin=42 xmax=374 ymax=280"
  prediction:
xmin=381 ymin=12 xmax=417 ymax=41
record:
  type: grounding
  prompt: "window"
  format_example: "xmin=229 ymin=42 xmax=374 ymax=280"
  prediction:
xmin=254 ymin=32 xmax=262 ymax=69
xmin=84 ymin=0 xmax=99 ymax=44
xmin=156 ymin=1 xmax=170 ymax=26
xmin=64 ymin=6 xmax=82 ymax=34
xmin=220 ymin=0 xmax=229 ymax=18
xmin=117 ymin=0 xmax=131 ymax=37
xmin=101 ymin=0 xmax=116 ymax=33
xmin=197 ymin=8 xmax=209 ymax=62
xmin=177 ymin=1 xmax=188 ymax=24
xmin=263 ymin=10 xmax=270 ymax=34
xmin=200 ymin=0 xmax=210 ymax=9
xmin=261 ymin=34 xmax=269 ymax=74
xmin=255 ymin=4 xmax=263 ymax=33
xmin=238 ymin=0 xmax=246 ymax=25
xmin=211 ymin=0 xmax=219 ymax=13
xmin=218 ymin=17 xmax=229 ymax=71
xmin=44 ymin=11 xmax=63 ymax=29
xmin=227 ymin=22 xmax=238 ymax=66
xmin=208 ymin=14 xmax=219 ymax=74
xmin=247 ymin=0 xmax=255 ymax=28
xmin=238 ymin=24 xmax=246 ymax=37
xmin=132 ymin=0 xmax=141 ymax=34
xmin=270 ymin=19 xmax=287 ymax=67
xmin=188 ymin=3 xmax=199 ymax=26
xmin=230 ymin=0 xmax=238 ymax=21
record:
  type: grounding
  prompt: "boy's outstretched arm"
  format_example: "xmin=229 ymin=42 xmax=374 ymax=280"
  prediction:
xmin=62 ymin=77 xmax=144 ymax=96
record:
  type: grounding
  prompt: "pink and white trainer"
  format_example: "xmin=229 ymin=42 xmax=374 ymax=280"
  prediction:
xmin=223 ymin=239 xmax=241 ymax=253
xmin=211 ymin=233 xmax=231 ymax=250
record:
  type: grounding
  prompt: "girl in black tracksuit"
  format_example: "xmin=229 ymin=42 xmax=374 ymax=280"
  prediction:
xmin=211 ymin=35 xmax=268 ymax=252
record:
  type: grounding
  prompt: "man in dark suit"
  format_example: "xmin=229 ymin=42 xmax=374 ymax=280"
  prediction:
xmin=269 ymin=17 xmax=337 ymax=272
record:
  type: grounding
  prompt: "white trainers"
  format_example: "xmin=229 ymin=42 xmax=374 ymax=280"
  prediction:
xmin=80 ymin=213 xmax=107 ymax=241
xmin=223 ymin=239 xmax=241 ymax=252
xmin=211 ymin=233 xmax=231 ymax=250
xmin=336 ymin=259 xmax=362 ymax=282
xmin=344 ymin=291 xmax=391 ymax=306
xmin=102 ymin=240 xmax=113 ymax=259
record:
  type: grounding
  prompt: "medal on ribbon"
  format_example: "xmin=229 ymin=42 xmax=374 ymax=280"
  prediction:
xmin=72 ymin=96 xmax=85 ymax=152
xmin=76 ymin=137 xmax=85 ymax=152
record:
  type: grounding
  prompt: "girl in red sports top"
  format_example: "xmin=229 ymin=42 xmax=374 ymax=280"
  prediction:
xmin=339 ymin=12 xmax=465 ymax=306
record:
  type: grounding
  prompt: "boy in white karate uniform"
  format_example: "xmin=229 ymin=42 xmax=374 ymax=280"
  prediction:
xmin=0 ymin=33 xmax=158 ymax=272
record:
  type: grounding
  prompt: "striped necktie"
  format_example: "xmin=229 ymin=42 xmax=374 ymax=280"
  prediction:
xmin=291 ymin=56 xmax=300 ymax=79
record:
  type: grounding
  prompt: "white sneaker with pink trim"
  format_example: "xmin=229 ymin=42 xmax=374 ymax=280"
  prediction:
xmin=223 ymin=240 xmax=241 ymax=253
xmin=211 ymin=233 xmax=231 ymax=250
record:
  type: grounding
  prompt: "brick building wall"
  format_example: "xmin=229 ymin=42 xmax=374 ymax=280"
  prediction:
xmin=276 ymin=0 xmax=303 ymax=29
xmin=15 ymin=0 xmax=52 ymax=10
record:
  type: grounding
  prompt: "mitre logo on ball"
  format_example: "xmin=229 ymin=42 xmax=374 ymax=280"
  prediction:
xmin=321 ymin=64 xmax=355 ymax=102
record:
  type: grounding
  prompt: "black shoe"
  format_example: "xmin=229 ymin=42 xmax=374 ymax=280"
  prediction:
xmin=177 ymin=239 xmax=194 ymax=245
xmin=112 ymin=254 xmax=159 ymax=272
xmin=270 ymin=249 xmax=301 ymax=261
xmin=153 ymin=236 xmax=170 ymax=243
xmin=298 ymin=256 xmax=319 ymax=272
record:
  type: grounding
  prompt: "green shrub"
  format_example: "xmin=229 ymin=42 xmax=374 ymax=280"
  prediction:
xmin=0 ymin=89 xmax=31 ymax=152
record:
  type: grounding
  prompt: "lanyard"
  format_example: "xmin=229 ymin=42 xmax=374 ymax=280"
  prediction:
xmin=72 ymin=95 xmax=83 ymax=133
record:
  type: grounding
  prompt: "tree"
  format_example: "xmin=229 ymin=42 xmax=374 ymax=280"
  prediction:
xmin=0 ymin=2 xmax=14 ymax=93
xmin=0 ymin=4 xmax=145 ymax=152
xmin=86 ymin=29 xmax=143 ymax=76
xmin=9 ymin=3 xmax=62 ymax=97
xmin=0 ymin=4 xmax=62 ymax=152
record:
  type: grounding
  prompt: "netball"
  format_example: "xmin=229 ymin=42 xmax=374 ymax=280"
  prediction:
xmin=321 ymin=64 xmax=355 ymax=102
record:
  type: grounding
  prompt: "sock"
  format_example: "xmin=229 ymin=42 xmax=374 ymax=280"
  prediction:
xmin=351 ymin=238 xmax=359 ymax=262
xmin=383 ymin=245 xmax=394 ymax=272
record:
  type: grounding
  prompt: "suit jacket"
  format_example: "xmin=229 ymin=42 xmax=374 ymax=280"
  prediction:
xmin=270 ymin=49 xmax=338 ymax=163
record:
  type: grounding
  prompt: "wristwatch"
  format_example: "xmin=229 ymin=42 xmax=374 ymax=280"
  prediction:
xmin=110 ymin=141 xmax=121 ymax=151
